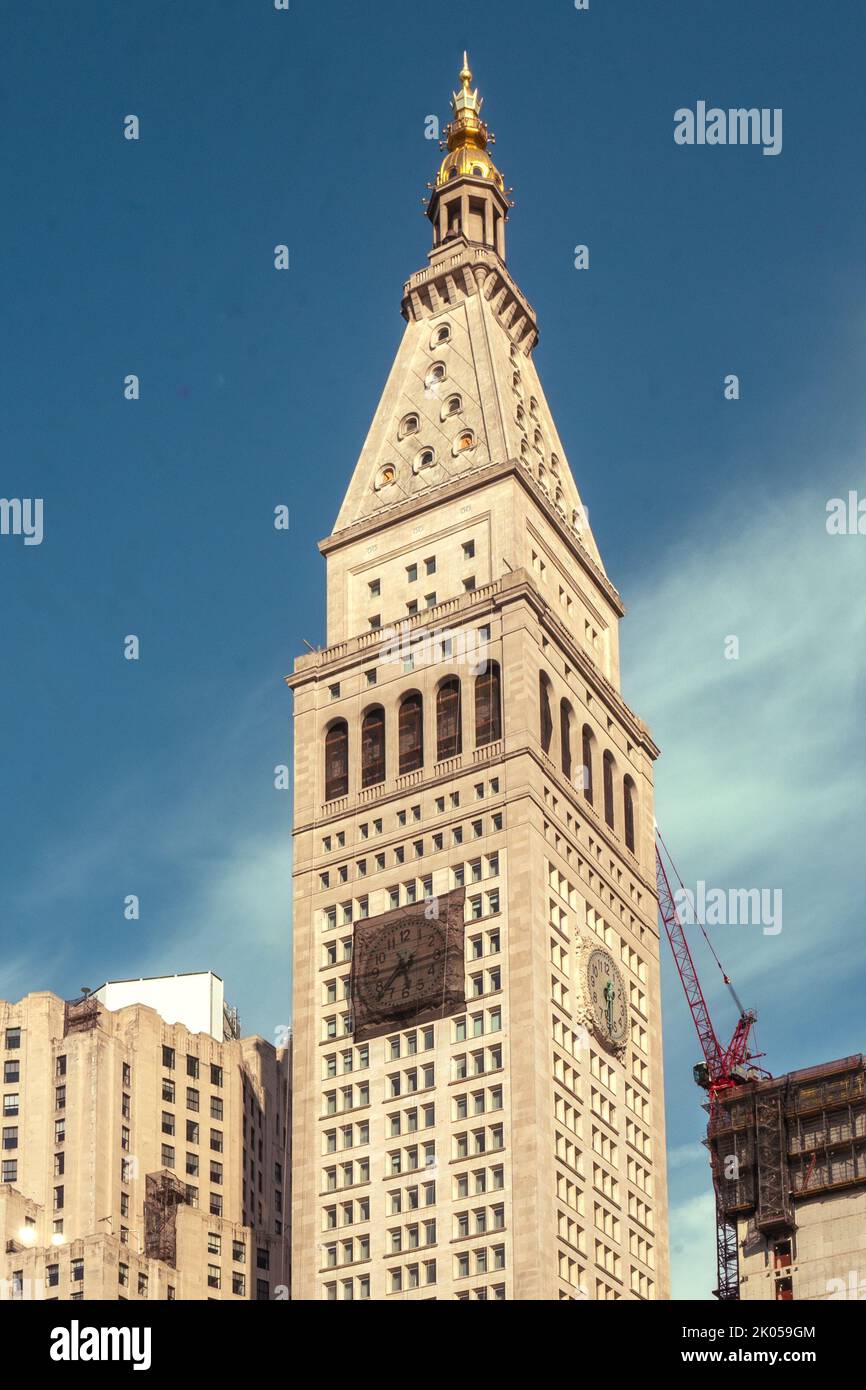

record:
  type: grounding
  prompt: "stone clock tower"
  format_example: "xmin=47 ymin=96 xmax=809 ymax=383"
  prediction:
xmin=287 ymin=57 xmax=669 ymax=1301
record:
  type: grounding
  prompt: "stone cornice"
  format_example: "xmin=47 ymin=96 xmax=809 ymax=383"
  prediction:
xmin=400 ymin=242 xmax=538 ymax=355
xmin=285 ymin=565 xmax=658 ymax=764
xmin=318 ymin=457 xmax=624 ymax=617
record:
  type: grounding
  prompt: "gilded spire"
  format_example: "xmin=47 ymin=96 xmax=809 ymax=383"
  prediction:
xmin=435 ymin=53 xmax=505 ymax=190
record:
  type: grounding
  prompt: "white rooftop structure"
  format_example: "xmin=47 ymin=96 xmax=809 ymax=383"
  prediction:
xmin=93 ymin=971 xmax=228 ymax=1040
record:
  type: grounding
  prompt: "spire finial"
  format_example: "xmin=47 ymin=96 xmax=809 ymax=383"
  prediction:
xmin=460 ymin=51 xmax=472 ymax=90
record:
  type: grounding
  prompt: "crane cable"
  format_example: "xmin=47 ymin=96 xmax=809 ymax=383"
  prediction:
xmin=655 ymin=825 xmax=746 ymax=1018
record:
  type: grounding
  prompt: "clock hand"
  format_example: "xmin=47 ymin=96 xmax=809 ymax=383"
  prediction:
xmin=378 ymin=951 xmax=416 ymax=996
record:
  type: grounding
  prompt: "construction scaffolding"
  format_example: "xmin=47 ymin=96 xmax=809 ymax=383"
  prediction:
xmin=63 ymin=994 xmax=99 ymax=1035
xmin=144 ymin=1171 xmax=190 ymax=1267
xmin=709 ymin=1055 xmax=866 ymax=1235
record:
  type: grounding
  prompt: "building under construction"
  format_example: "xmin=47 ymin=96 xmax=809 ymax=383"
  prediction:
xmin=709 ymin=1053 xmax=866 ymax=1301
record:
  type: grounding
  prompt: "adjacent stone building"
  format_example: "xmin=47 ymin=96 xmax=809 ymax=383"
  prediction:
xmin=0 ymin=978 xmax=290 ymax=1300
xmin=288 ymin=58 xmax=670 ymax=1300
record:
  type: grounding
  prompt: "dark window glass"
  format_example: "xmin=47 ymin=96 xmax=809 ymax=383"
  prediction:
xmin=581 ymin=726 xmax=594 ymax=806
xmin=361 ymin=706 xmax=386 ymax=788
xmin=475 ymin=663 xmax=501 ymax=748
xmin=398 ymin=694 xmax=424 ymax=775
xmin=325 ymin=721 xmax=349 ymax=801
xmin=603 ymin=751 xmax=615 ymax=829
xmin=560 ymin=701 xmax=573 ymax=781
xmin=624 ymin=777 xmax=636 ymax=853
xmin=436 ymin=679 xmax=462 ymax=761
xmin=539 ymin=674 xmax=553 ymax=754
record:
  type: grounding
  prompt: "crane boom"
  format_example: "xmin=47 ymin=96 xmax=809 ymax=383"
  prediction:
xmin=655 ymin=828 xmax=769 ymax=1301
xmin=655 ymin=844 xmax=724 ymax=1076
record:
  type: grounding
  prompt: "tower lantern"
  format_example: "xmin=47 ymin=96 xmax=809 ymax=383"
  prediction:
xmin=427 ymin=54 xmax=510 ymax=262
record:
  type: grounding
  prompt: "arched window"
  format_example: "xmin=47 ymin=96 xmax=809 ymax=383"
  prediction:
xmin=539 ymin=672 xmax=553 ymax=755
xmin=603 ymin=750 xmax=615 ymax=829
xmin=581 ymin=725 xmax=594 ymax=806
xmin=325 ymin=720 xmax=349 ymax=801
xmin=361 ymin=706 xmax=385 ymax=789
xmin=560 ymin=699 xmax=574 ymax=781
xmin=398 ymin=413 xmax=419 ymax=439
xmin=436 ymin=678 xmax=462 ymax=761
xmin=624 ymin=776 xmax=637 ymax=853
xmin=475 ymin=662 xmax=502 ymax=747
xmin=398 ymin=692 xmax=424 ymax=775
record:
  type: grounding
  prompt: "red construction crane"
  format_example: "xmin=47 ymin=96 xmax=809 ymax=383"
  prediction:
xmin=655 ymin=827 xmax=769 ymax=1300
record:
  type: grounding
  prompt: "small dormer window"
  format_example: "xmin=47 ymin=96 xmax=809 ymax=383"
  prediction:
xmin=550 ymin=453 xmax=560 ymax=478
xmin=534 ymin=428 xmax=544 ymax=452
xmin=512 ymin=371 xmax=522 ymax=393
xmin=374 ymin=464 xmax=397 ymax=491
xmin=529 ymin=396 xmax=539 ymax=418
xmin=413 ymin=448 xmax=436 ymax=474
xmin=398 ymin=413 xmax=420 ymax=439
xmin=435 ymin=324 xmax=451 ymax=344
xmin=457 ymin=432 xmax=474 ymax=452
xmin=445 ymin=395 xmax=462 ymax=417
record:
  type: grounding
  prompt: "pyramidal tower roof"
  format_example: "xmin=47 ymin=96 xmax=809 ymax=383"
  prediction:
xmin=332 ymin=56 xmax=604 ymax=576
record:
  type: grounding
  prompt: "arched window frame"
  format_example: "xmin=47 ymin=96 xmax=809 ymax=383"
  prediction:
xmin=624 ymin=775 xmax=637 ymax=854
xmin=436 ymin=677 xmax=462 ymax=762
xmin=398 ymin=691 xmax=424 ymax=775
xmin=581 ymin=725 xmax=595 ymax=806
xmin=539 ymin=672 xmax=553 ymax=755
xmin=603 ymin=750 xmax=616 ymax=829
xmin=324 ymin=720 xmax=349 ymax=801
xmin=475 ymin=661 xmax=502 ymax=748
xmin=360 ymin=705 xmax=386 ymax=789
xmin=560 ymin=699 xmax=574 ymax=782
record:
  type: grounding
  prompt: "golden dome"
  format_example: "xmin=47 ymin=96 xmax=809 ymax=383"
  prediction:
xmin=435 ymin=53 xmax=504 ymax=191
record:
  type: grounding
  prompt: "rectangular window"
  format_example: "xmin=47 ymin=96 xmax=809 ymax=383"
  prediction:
xmin=4 ymin=1029 xmax=21 ymax=1050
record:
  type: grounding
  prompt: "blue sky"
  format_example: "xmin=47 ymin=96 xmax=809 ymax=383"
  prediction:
xmin=2 ymin=1 xmax=864 ymax=1298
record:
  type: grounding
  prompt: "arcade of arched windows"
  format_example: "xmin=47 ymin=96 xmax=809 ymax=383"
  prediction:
xmin=322 ymin=664 xmax=502 ymax=804
xmin=536 ymin=667 xmax=639 ymax=857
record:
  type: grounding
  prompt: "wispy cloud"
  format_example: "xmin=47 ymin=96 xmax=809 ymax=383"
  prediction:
xmin=2 ymin=678 xmax=291 ymax=1039
xmin=622 ymin=471 xmax=866 ymax=1298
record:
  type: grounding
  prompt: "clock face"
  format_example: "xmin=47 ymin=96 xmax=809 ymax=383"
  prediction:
xmin=355 ymin=915 xmax=449 ymax=1022
xmin=586 ymin=949 xmax=629 ymax=1046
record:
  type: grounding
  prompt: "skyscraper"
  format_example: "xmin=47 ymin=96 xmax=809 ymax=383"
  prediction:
xmin=288 ymin=56 xmax=669 ymax=1301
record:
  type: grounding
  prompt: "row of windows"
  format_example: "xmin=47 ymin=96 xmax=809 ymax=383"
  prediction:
xmin=161 ymin=1048 xmax=223 ymax=1085
xmin=324 ymin=666 xmax=502 ymax=800
xmin=161 ymin=1079 xmax=223 ymax=1117
xmin=321 ymin=778 xmax=502 ymax=855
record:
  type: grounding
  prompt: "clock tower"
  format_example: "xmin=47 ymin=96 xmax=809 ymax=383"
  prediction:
xmin=287 ymin=56 xmax=669 ymax=1301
